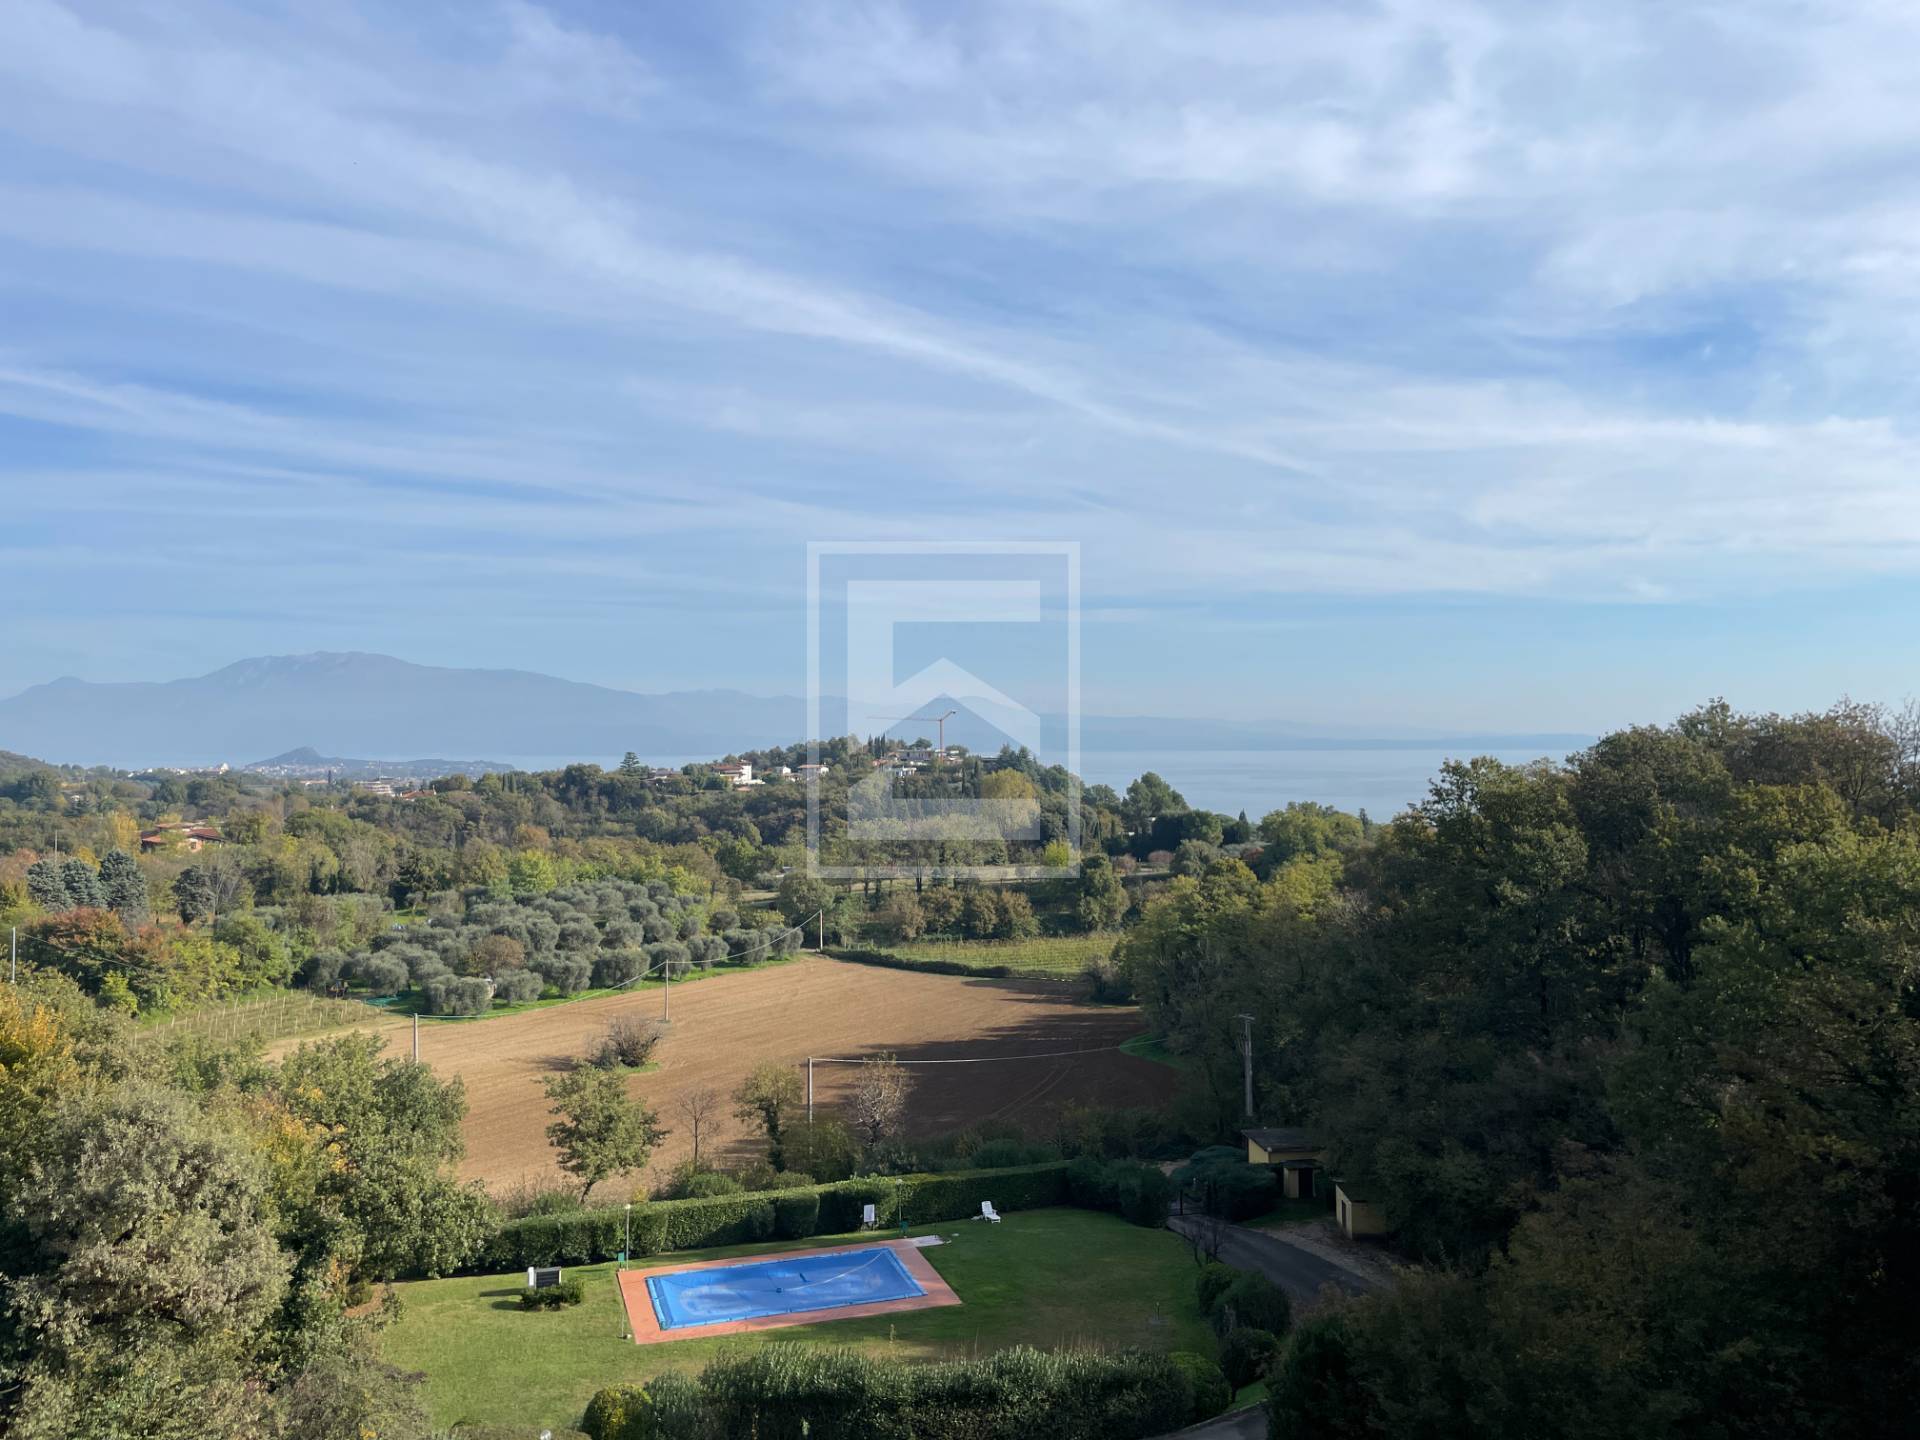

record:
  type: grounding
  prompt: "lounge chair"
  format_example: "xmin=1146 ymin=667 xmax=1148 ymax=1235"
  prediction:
xmin=862 ymin=1203 xmax=877 ymax=1228
xmin=978 ymin=1201 xmax=1001 ymax=1223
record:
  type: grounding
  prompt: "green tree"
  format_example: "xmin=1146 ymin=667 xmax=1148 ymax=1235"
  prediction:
xmin=57 ymin=859 xmax=103 ymax=910
xmin=95 ymin=849 xmax=148 ymax=923
xmin=543 ymin=1068 xmax=667 ymax=1202
xmin=732 ymin=1060 xmax=804 ymax=1169
xmin=619 ymin=751 xmax=644 ymax=777
xmin=24 ymin=859 xmax=69 ymax=912
xmin=172 ymin=866 xmax=215 ymax=923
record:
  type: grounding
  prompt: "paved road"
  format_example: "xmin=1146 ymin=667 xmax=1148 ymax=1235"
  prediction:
xmin=1157 ymin=1403 xmax=1269 ymax=1440
xmin=1166 ymin=1216 xmax=1377 ymax=1307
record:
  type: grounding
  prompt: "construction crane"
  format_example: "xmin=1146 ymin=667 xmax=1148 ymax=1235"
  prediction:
xmin=872 ymin=708 xmax=959 ymax=756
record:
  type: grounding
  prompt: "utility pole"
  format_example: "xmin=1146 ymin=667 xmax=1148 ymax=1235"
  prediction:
xmin=807 ymin=1057 xmax=814 ymax=1123
xmin=817 ymin=910 xmax=825 ymax=951
xmin=663 ymin=958 xmax=671 ymax=1022
xmin=9 ymin=925 xmax=15 ymax=985
xmin=413 ymin=1011 xmax=420 ymax=1062
xmin=1235 ymin=1014 xmax=1255 ymax=1119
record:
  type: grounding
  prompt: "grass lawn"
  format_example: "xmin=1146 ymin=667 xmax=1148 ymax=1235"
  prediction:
xmin=886 ymin=933 xmax=1121 ymax=977
xmin=379 ymin=1208 xmax=1215 ymax=1432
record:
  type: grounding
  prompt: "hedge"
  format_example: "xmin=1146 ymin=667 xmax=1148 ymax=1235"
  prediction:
xmin=1064 ymin=1157 xmax=1173 ymax=1228
xmin=825 ymin=947 xmax=1018 ymax=980
xmin=518 ymin=1277 xmax=586 ymax=1309
xmin=585 ymin=1344 xmax=1192 ymax=1440
xmin=1168 ymin=1352 xmax=1231 ymax=1423
xmin=481 ymin=1163 xmax=1071 ymax=1272
xmin=1220 ymin=1327 xmax=1281 ymax=1389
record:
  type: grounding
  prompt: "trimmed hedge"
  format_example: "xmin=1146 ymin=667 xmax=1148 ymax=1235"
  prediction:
xmin=1064 ymin=1157 xmax=1173 ymax=1228
xmin=481 ymin=1163 xmax=1071 ymax=1272
xmin=587 ymin=1344 xmax=1192 ymax=1440
xmin=826 ymin=946 xmax=1018 ymax=980
xmin=1168 ymin=1352 xmax=1231 ymax=1422
xmin=774 ymin=1190 xmax=820 ymax=1239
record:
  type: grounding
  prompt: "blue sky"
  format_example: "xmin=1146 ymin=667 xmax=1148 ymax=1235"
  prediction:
xmin=2 ymin=0 xmax=1918 ymax=732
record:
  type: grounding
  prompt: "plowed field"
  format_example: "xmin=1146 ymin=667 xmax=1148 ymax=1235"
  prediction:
xmin=280 ymin=957 xmax=1170 ymax=1193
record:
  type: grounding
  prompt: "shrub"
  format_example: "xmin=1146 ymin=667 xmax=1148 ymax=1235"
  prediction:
xmin=594 ymin=1014 xmax=665 ymax=1069
xmin=774 ymin=1191 xmax=819 ymax=1239
xmin=1196 ymin=1262 xmax=1238 ymax=1313
xmin=1065 ymin=1157 xmax=1170 ymax=1227
xmin=582 ymin=1383 xmax=646 ymax=1440
xmin=1169 ymin=1351 xmax=1232 ymax=1421
xmin=493 ymin=968 xmax=545 ymax=1003
xmin=698 ymin=1344 xmax=1190 ymax=1440
xmin=422 ymin=974 xmax=491 ymax=1015
xmin=518 ymin=1276 xmax=586 ymax=1310
xmin=681 ymin=1171 xmax=742 ymax=1199
xmin=1220 ymin=1327 xmax=1281 ymax=1389
xmin=482 ymin=1163 xmax=1071 ymax=1272
xmin=1210 ymin=1272 xmax=1291 ymax=1338
xmin=593 ymin=948 xmax=647 ymax=987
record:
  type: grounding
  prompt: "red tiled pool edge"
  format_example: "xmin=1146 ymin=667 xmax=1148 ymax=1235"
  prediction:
xmin=617 ymin=1238 xmax=962 ymax=1345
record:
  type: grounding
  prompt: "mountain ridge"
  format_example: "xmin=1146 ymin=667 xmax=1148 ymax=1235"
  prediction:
xmin=0 ymin=653 xmax=1590 ymax=768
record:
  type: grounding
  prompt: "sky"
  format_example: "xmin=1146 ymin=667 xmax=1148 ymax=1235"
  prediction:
xmin=3 ymin=0 xmax=1919 ymax=733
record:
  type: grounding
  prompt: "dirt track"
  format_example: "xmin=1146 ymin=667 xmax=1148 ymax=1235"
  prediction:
xmin=281 ymin=958 xmax=1171 ymax=1193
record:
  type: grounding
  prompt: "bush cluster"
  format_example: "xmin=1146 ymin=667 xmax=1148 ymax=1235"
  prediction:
xmin=826 ymin=947 xmax=1016 ymax=980
xmin=1064 ymin=1157 xmax=1174 ymax=1227
xmin=518 ymin=1276 xmax=586 ymax=1309
xmin=1167 ymin=1352 xmax=1232 ymax=1422
xmin=482 ymin=1163 xmax=1071 ymax=1271
xmin=1219 ymin=1326 xmax=1280 ymax=1389
xmin=583 ymin=1345 xmax=1190 ymax=1440
xmin=1205 ymin=1271 xmax=1291 ymax=1339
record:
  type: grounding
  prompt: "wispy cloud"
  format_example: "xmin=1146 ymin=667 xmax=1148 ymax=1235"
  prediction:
xmin=1 ymin=0 xmax=1917 ymax=716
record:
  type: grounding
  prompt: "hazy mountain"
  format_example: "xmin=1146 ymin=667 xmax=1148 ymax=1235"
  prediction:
xmin=0 ymin=652 xmax=1590 ymax=769
xmin=0 ymin=653 xmax=805 ymax=768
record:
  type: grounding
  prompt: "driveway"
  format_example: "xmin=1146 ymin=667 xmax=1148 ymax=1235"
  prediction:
xmin=1156 ymin=1404 xmax=1269 ymax=1440
xmin=1166 ymin=1215 xmax=1377 ymax=1308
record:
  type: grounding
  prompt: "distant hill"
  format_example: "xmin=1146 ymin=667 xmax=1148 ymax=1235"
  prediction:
xmin=0 ymin=653 xmax=806 ymax=769
xmin=243 ymin=747 xmax=516 ymax=781
xmin=0 ymin=652 xmax=1590 ymax=769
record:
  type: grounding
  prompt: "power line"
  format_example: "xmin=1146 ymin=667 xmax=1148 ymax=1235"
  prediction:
xmin=808 ymin=1044 xmax=1124 ymax=1066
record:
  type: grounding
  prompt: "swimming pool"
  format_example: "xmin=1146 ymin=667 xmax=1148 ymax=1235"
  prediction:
xmin=645 ymin=1245 xmax=926 ymax=1330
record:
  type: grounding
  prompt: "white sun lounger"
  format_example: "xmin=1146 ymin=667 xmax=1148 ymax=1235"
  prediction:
xmin=862 ymin=1203 xmax=878 ymax=1228
xmin=978 ymin=1201 xmax=1001 ymax=1223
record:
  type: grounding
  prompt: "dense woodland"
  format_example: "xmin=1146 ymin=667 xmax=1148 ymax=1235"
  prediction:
xmin=2 ymin=700 xmax=1916 ymax=1437
xmin=1115 ymin=700 xmax=1920 ymax=1439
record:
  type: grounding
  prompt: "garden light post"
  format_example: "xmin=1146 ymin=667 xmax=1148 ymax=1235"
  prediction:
xmin=624 ymin=1203 xmax=631 ymax=1269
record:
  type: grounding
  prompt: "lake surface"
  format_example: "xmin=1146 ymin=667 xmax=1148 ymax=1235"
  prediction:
xmin=503 ymin=745 xmax=1581 ymax=821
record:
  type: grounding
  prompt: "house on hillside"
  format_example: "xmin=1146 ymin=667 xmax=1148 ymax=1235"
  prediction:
xmin=139 ymin=823 xmax=222 ymax=853
xmin=713 ymin=762 xmax=758 ymax=788
xmin=1243 ymin=1126 xmax=1328 ymax=1201
xmin=1334 ymin=1182 xmax=1389 ymax=1240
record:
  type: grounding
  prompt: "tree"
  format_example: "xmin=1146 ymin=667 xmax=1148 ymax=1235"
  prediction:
xmin=1076 ymin=853 xmax=1129 ymax=931
xmin=463 ymin=932 xmax=525 ymax=977
xmin=848 ymin=1054 xmax=908 ymax=1149
xmin=594 ymin=1015 xmax=665 ymax=1069
xmin=24 ymin=859 xmax=69 ymax=912
xmin=173 ymin=866 xmax=215 ymax=923
xmin=95 ymin=849 xmax=148 ymax=923
xmin=677 ymin=1085 xmax=721 ymax=1168
xmin=274 ymin=1034 xmax=488 ymax=1277
xmin=733 ymin=1061 xmax=804 ymax=1169
xmin=4 ymin=1085 xmax=289 ymax=1424
xmin=619 ymin=751 xmax=644 ymax=777
xmin=1122 ymin=772 xmax=1187 ymax=834
xmin=543 ymin=1068 xmax=666 ymax=1202
xmin=57 ymin=858 xmax=103 ymax=910
xmin=774 ymin=871 xmax=835 ymax=929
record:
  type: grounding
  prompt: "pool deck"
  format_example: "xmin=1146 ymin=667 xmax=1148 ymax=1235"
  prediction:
xmin=616 ymin=1237 xmax=963 ymax=1345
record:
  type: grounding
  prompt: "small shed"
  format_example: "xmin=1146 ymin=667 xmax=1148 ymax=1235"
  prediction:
xmin=1242 ymin=1126 xmax=1321 ymax=1166
xmin=1334 ymin=1182 xmax=1388 ymax=1239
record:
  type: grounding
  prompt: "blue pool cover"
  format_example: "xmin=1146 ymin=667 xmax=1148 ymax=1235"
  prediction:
xmin=647 ymin=1246 xmax=925 ymax=1330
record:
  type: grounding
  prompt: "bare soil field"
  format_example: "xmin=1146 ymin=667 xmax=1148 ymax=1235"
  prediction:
xmin=274 ymin=957 xmax=1170 ymax=1193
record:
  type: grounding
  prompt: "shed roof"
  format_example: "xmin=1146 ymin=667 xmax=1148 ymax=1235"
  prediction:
xmin=1242 ymin=1126 xmax=1319 ymax=1151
